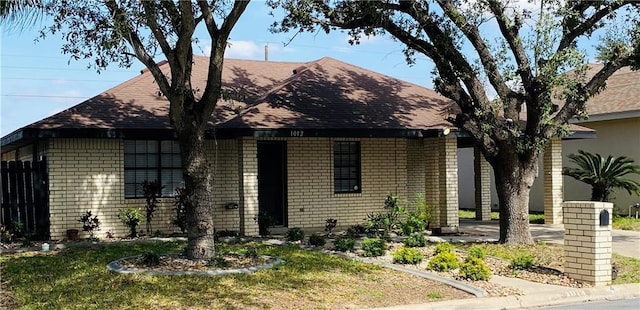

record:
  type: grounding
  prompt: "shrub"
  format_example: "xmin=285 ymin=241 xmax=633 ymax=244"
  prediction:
xmin=346 ymin=224 xmax=366 ymax=238
xmin=325 ymin=218 xmax=337 ymax=236
xmin=404 ymin=233 xmax=427 ymax=248
xmin=427 ymin=252 xmax=460 ymax=271
xmin=286 ymin=227 xmax=305 ymax=241
xmin=142 ymin=180 xmax=163 ymax=234
xmin=258 ymin=211 xmax=274 ymax=236
xmin=139 ymin=252 xmax=160 ymax=267
xmin=308 ymin=233 xmax=326 ymax=247
xmin=459 ymin=257 xmax=491 ymax=281
xmin=467 ymin=245 xmax=486 ymax=259
xmin=434 ymin=242 xmax=453 ymax=255
xmin=208 ymin=256 xmax=229 ymax=268
xmin=78 ymin=210 xmax=100 ymax=239
xmin=361 ymin=237 xmax=386 ymax=257
xmin=400 ymin=213 xmax=426 ymax=236
xmin=511 ymin=254 xmax=535 ymax=270
xmin=333 ymin=237 xmax=355 ymax=252
xmin=119 ymin=208 xmax=143 ymax=238
xmin=172 ymin=187 xmax=188 ymax=234
xmin=392 ymin=246 xmax=424 ymax=264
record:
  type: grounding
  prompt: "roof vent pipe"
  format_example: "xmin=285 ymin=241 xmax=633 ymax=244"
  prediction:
xmin=264 ymin=44 xmax=269 ymax=62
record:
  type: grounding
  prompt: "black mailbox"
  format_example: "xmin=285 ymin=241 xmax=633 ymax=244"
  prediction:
xmin=599 ymin=209 xmax=610 ymax=227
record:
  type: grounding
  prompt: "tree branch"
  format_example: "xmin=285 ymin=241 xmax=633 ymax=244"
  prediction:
xmin=558 ymin=1 xmax=628 ymax=52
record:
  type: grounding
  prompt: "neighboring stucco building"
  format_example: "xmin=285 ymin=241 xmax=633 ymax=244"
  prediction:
xmin=1 ymin=56 xmax=471 ymax=240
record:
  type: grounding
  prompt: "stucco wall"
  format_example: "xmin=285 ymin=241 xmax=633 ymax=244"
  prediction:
xmin=562 ymin=118 xmax=640 ymax=213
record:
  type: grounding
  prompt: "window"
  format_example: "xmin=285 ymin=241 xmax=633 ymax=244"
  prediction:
xmin=333 ymin=141 xmax=361 ymax=193
xmin=124 ymin=140 xmax=183 ymax=198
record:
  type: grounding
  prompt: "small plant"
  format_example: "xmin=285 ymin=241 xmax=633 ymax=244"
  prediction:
xmin=0 ymin=224 xmax=14 ymax=243
xmin=21 ymin=234 xmax=32 ymax=247
xmin=142 ymin=180 xmax=163 ymax=235
xmin=392 ymin=246 xmax=424 ymax=264
xmin=286 ymin=227 xmax=305 ymax=241
xmin=346 ymin=224 xmax=366 ymax=238
xmin=10 ymin=220 xmax=24 ymax=239
xmin=434 ymin=242 xmax=453 ymax=255
xmin=467 ymin=245 xmax=486 ymax=259
xmin=138 ymin=252 xmax=160 ymax=267
xmin=208 ymin=256 xmax=230 ymax=268
xmin=173 ymin=187 xmax=188 ymax=234
xmin=325 ymin=218 xmax=337 ymax=236
xmin=427 ymin=292 xmax=442 ymax=299
xmin=427 ymin=252 xmax=460 ymax=272
xmin=459 ymin=257 xmax=491 ymax=281
xmin=361 ymin=237 xmax=386 ymax=257
xmin=400 ymin=213 xmax=426 ymax=236
xmin=78 ymin=210 xmax=100 ymax=239
xmin=510 ymin=254 xmax=535 ymax=270
xmin=404 ymin=233 xmax=427 ymax=248
xmin=364 ymin=193 xmax=403 ymax=240
xmin=119 ymin=207 xmax=144 ymax=238
xmin=153 ymin=230 xmax=164 ymax=237
xmin=258 ymin=211 xmax=274 ymax=236
xmin=333 ymin=237 xmax=355 ymax=252
xmin=309 ymin=233 xmax=326 ymax=247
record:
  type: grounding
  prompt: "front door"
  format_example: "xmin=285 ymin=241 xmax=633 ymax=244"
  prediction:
xmin=257 ymin=141 xmax=287 ymax=227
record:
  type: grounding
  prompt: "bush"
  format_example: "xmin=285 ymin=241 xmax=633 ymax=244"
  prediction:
xmin=208 ymin=256 xmax=230 ymax=268
xmin=427 ymin=252 xmax=460 ymax=271
xmin=258 ymin=211 xmax=274 ymax=236
xmin=434 ymin=242 xmax=453 ymax=255
xmin=467 ymin=245 xmax=486 ymax=259
xmin=392 ymin=246 xmax=424 ymax=264
xmin=404 ymin=233 xmax=427 ymax=248
xmin=459 ymin=257 xmax=491 ymax=281
xmin=511 ymin=254 xmax=535 ymax=270
xmin=325 ymin=218 xmax=337 ymax=236
xmin=400 ymin=213 xmax=426 ymax=236
xmin=138 ymin=252 xmax=160 ymax=267
xmin=119 ymin=208 xmax=144 ymax=238
xmin=361 ymin=237 xmax=386 ymax=257
xmin=286 ymin=227 xmax=305 ymax=241
xmin=173 ymin=187 xmax=188 ymax=234
xmin=346 ymin=224 xmax=366 ymax=238
xmin=333 ymin=237 xmax=355 ymax=252
xmin=78 ymin=210 xmax=100 ymax=239
xmin=308 ymin=233 xmax=326 ymax=247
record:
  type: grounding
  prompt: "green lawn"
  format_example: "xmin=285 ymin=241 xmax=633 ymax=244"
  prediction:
xmin=458 ymin=209 xmax=544 ymax=224
xmin=612 ymin=215 xmax=640 ymax=231
xmin=0 ymin=240 xmax=468 ymax=309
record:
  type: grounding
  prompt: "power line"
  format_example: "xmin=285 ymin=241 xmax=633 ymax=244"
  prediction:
xmin=0 ymin=65 xmax=136 ymax=73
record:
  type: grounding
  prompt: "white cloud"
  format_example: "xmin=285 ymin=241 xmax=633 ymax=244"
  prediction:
xmin=225 ymin=40 xmax=263 ymax=59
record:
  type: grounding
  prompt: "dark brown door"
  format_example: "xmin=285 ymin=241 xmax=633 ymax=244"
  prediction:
xmin=257 ymin=141 xmax=287 ymax=226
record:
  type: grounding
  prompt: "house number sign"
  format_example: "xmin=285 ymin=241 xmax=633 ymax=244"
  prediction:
xmin=290 ymin=130 xmax=304 ymax=137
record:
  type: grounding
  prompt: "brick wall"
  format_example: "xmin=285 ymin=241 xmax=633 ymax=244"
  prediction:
xmin=544 ymin=138 xmax=563 ymax=224
xmin=46 ymin=138 xmax=240 ymax=240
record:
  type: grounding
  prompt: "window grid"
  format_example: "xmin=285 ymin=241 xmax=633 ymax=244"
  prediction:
xmin=124 ymin=140 xmax=183 ymax=198
xmin=333 ymin=141 xmax=361 ymax=193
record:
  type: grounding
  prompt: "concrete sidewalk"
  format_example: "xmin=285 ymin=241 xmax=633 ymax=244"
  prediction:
xmin=374 ymin=283 xmax=640 ymax=310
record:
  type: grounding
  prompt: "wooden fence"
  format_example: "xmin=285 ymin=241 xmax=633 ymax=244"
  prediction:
xmin=0 ymin=160 xmax=49 ymax=240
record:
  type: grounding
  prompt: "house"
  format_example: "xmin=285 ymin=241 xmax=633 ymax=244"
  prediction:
xmin=0 ymin=56 xmax=582 ymax=240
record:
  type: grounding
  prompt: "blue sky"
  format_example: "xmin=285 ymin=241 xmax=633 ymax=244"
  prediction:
xmin=0 ymin=1 xmax=436 ymax=136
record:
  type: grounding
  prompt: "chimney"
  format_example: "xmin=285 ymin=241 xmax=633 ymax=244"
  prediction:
xmin=264 ymin=44 xmax=269 ymax=62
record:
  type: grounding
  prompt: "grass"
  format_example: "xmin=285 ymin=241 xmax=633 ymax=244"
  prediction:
xmin=458 ymin=209 xmax=545 ymax=224
xmin=612 ymin=253 xmax=640 ymax=284
xmin=0 ymin=240 xmax=470 ymax=309
xmin=612 ymin=215 xmax=640 ymax=231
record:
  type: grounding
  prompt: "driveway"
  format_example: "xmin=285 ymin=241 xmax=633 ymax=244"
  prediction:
xmin=459 ymin=219 xmax=640 ymax=258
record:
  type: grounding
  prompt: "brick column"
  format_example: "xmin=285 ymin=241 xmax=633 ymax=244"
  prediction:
xmin=544 ymin=138 xmax=563 ymax=224
xmin=474 ymin=147 xmax=492 ymax=221
xmin=424 ymin=138 xmax=441 ymax=225
xmin=563 ymin=201 xmax=613 ymax=286
xmin=238 ymin=138 xmax=259 ymax=236
xmin=438 ymin=136 xmax=459 ymax=228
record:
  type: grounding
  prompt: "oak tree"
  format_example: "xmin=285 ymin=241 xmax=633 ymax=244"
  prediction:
xmin=272 ymin=0 xmax=640 ymax=244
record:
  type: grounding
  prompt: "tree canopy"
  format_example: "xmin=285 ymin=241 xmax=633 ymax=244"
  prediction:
xmin=271 ymin=0 xmax=640 ymax=244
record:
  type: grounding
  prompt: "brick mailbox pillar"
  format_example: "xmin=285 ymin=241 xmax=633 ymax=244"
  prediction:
xmin=563 ymin=201 xmax=613 ymax=286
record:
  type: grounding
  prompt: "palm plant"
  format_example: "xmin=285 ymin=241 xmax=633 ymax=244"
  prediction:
xmin=563 ymin=150 xmax=640 ymax=202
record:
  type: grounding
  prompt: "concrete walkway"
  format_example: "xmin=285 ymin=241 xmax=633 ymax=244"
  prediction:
xmin=457 ymin=219 xmax=640 ymax=258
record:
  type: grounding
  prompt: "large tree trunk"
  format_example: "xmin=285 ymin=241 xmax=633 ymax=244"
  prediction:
xmin=178 ymin=127 xmax=215 ymax=260
xmin=492 ymin=151 xmax=538 ymax=245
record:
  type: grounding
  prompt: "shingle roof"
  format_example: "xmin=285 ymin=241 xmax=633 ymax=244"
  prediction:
xmin=583 ymin=65 xmax=640 ymax=116
xmin=20 ymin=56 xmax=453 ymax=133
